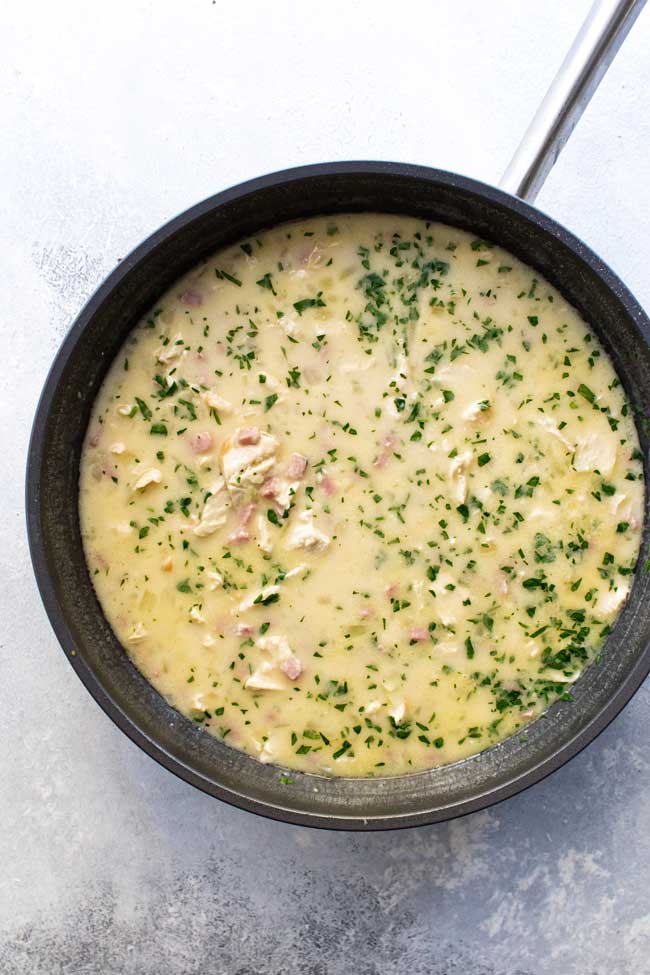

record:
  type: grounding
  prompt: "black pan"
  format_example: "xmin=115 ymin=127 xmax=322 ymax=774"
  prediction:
xmin=26 ymin=1 xmax=650 ymax=829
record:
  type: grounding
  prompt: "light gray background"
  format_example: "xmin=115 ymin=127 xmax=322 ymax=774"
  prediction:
xmin=3 ymin=1 xmax=650 ymax=972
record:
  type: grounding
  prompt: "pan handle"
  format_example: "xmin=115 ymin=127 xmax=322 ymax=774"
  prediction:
xmin=500 ymin=0 xmax=646 ymax=202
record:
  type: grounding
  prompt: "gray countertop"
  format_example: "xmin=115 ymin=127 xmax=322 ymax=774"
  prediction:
xmin=3 ymin=1 xmax=650 ymax=972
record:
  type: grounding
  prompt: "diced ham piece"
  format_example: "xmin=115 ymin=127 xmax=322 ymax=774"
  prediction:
xmin=280 ymin=656 xmax=303 ymax=680
xmin=236 ymin=623 xmax=255 ymax=637
xmin=88 ymin=431 xmax=101 ymax=448
xmin=287 ymin=453 xmax=308 ymax=479
xmin=238 ymin=427 xmax=261 ymax=446
xmin=359 ymin=608 xmax=372 ymax=619
xmin=190 ymin=431 xmax=214 ymax=454
xmin=374 ymin=433 xmax=397 ymax=469
xmin=319 ymin=474 xmax=337 ymax=496
xmin=384 ymin=583 xmax=398 ymax=599
xmin=181 ymin=289 xmax=202 ymax=307
xmin=227 ymin=503 xmax=256 ymax=544
xmin=260 ymin=477 xmax=281 ymax=500
xmin=409 ymin=627 xmax=429 ymax=643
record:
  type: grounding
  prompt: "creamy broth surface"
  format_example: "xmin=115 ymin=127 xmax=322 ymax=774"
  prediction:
xmin=80 ymin=214 xmax=643 ymax=776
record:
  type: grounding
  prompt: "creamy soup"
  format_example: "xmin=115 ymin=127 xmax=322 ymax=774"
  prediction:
xmin=80 ymin=214 xmax=643 ymax=777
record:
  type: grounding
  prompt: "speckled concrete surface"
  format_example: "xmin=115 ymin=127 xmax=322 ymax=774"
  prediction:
xmin=4 ymin=1 xmax=650 ymax=972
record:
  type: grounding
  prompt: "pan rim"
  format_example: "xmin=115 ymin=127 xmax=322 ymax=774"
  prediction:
xmin=26 ymin=160 xmax=650 ymax=829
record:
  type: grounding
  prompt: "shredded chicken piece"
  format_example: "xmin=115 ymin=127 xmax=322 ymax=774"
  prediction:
xmin=284 ymin=564 xmax=307 ymax=580
xmin=201 ymin=389 xmax=232 ymax=414
xmin=245 ymin=635 xmax=302 ymax=690
xmin=536 ymin=415 xmax=573 ymax=449
xmin=133 ymin=468 xmax=162 ymax=492
xmin=227 ymin=502 xmax=256 ymax=544
xmin=429 ymin=571 xmax=469 ymax=626
xmin=245 ymin=661 xmax=285 ymax=691
xmin=193 ymin=478 xmax=230 ymax=537
xmin=256 ymin=514 xmax=273 ymax=554
xmin=386 ymin=350 xmax=416 ymax=418
xmin=257 ymin=735 xmax=282 ymax=764
xmin=364 ymin=700 xmax=383 ymax=716
xmin=573 ymin=431 xmax=617 ymax=475
xmin=463 ymin=401 xmax=491 ymax=422
xmin=389 ymin=700 xmax=406 ymax=724
xmin=597 ymin=584 xmax=630 ymax=618
xmin=221 ymin=429 xmax=279 ymax=506
xmin=285 ymin=509 xmax=330 ymax=552
xmin=544 ymin=669 xmax=580 ymax=684
xmin=236 ymin=585 xmax=281 ymax=613
xmin=340 ymin=356 xmax=376 ymax=374
xmin=449 ymin=451 xmax=473 ymax=503
xmin=156 ymin=334 xmax=184 ymax=364
xmin=206 ymin=571 xmax=223 ymax=590
xmin=128 ymin=622 xmax=147 ymax=642
xmin=433 ymin=641 xmax=459 ymax=655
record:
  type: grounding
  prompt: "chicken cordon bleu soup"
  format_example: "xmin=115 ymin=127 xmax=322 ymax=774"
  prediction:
xmin=80 ymin=214 xmax=643 ymax=777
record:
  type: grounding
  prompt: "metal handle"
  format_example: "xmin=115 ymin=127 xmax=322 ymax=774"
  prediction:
xmin=500 ymin=0 xmax=646 ymax=202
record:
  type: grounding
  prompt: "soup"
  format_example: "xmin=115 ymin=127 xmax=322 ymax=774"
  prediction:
xmin=80 ymin=214 xmax=643 ymax=776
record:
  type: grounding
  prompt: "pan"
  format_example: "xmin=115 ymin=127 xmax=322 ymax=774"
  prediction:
xmin=26 ymin=0 xmax=650 ymax=829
